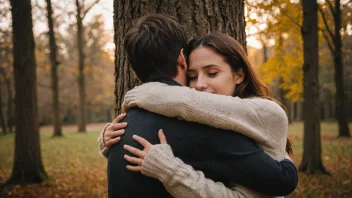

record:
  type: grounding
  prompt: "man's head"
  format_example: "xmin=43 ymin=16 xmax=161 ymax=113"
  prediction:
xmin=124 ymin=14 xmax=188 ymax=83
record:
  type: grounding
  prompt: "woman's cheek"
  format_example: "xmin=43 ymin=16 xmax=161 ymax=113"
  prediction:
xmin=188 ymin=81 xmax=196 ymax=88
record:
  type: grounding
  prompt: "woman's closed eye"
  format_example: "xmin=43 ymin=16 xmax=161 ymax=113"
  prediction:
xmin=189 ymin=76 xmax=198 ymax=81
xmin=188 ymin=72 xmax=198 ymax=81
xmin=207 ymin=72 xmax=218 ymax=77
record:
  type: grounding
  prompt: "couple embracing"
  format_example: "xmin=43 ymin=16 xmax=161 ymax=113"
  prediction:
xmin=98 ymin=14 xmax=298 ymax=198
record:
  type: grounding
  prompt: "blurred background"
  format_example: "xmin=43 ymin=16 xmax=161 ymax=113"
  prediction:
xmin=0 ymin=0 xmax=351 ymax=197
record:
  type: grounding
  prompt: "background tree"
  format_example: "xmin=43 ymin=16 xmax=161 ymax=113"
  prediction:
xmin=318 ymin=0 xmax=350 ymax=137
xmin=46 ymin=0 xmax=62 ymax=137
xmin=75 ymin=0 xmax=101 ymax=132
xmin=246 ymin=0 xmax=304 ymax=122
xmin=113 ymin=0 xmax=246 ymax=114
xmin=84 ymin=14 xmax=115 ymax=123
xmin=6 ymin=0 xmax=48 ymax=184
xmin=0 ymin=0 xmax=14 ymax=133
xmin=299 ymin=0 xmax=328 ymax=174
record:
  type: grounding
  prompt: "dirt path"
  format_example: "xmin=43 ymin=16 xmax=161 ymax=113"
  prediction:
xmin=40 ymin=123 xmax=107 ymax=133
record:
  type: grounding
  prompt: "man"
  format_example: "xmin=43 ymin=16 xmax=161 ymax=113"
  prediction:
xmin=106 ymin=14 xmax=297 ymax=198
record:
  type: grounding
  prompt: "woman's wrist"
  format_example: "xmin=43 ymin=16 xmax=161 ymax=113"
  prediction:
xmin=102 ymin=123 xmax=111 ymax=146
xmin=141 ymin=144 xmax=181 ymax=182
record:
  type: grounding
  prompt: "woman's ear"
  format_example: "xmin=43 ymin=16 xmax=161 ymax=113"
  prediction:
xmin=233 ymin=68 xmax=244 ymax=84
xmin=177 ymin=48 xmax=187 ymax=70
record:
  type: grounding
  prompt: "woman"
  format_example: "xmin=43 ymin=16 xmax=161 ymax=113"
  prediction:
xmin=98 ymin=32 xmax=294 ymax=197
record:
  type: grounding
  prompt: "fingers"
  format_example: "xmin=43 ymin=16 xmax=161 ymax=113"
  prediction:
xmin=132 ymin=135 xmax=151 ymax=149
xmin=126 ymin=165 xmax=141 ymax=172
xmin=105 ymin=137 xmax=120 ymax=149
xmin=112 ymin=113 xmax=127 ymax=124
xmin=104 ymin=129 xmax=125 ymax=143
xmin=108 ymin=122 xmax=128 ymax=131
xmin=158 ymin=129 xmax=167 ymax=144
xmin=113 ymin=129 xmax=125 ymax=137
xmin=124 ymin=145 xmax=146 ymax=158
xmin=124 ymin=155 xmax=143 ymax=165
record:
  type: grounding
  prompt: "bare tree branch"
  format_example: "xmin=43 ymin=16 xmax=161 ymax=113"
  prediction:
xmin=318 ymin=5 xmax=335 ymax=42
xmin=319 ymin=27 xmax=335 ymax=53
xmin=281 ymin=11 xmax=302 ymax=29
xmin=83 ymin=0 xmax=101 ymax=18
xmin=326 ymin=0 xmax=336 ymax=17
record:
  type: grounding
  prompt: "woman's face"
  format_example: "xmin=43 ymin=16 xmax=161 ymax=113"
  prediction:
xmin=187 ymin=47 xmax=243 ymax=96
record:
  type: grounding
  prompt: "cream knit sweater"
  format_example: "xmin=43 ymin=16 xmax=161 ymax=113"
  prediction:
xmin=98 ymin=82 xmax=289 ymax=198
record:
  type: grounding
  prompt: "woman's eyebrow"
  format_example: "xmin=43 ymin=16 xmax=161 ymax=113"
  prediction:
xmin=189 ymin=64 xmax=219 ymax=71
xmin=203 ymin=64 xmax=220 ymax=69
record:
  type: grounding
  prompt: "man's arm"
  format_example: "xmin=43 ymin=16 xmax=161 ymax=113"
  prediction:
xmin=199 ymin=134 xmax=298 ymax=196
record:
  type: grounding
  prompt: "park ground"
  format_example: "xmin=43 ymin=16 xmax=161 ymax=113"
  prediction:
xmin=0 ymin=122 xmax=352 ymax=198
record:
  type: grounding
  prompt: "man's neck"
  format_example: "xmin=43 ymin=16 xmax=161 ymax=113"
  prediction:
xmin=172 ymin=76 xmax=186 ymax=86
xmin=172 ymin=77 xmax=186 ymax=86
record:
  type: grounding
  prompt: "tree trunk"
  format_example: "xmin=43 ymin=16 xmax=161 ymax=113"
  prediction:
xmin=263 ymin=42 xmax=268 ymax=63
xmin=6 ymin=0 xmax=48 ymax=184
xmin=289 ymin=102 xmax=294 ymax=123
xmin=0 ymin=84 xmax=7 ymax=133
xmin=46 ymin=0 xmax=62 ymax=137
xmin=113 ymin=0 xmax=246 ymax=114
xmin=334 ymin=0 xmax=350 ymax=137
xmin=295 ymin=102 xmax=303 ymax=121
xmin=298 ymin=0 xmax=328 ymax=174
xmin=76 ymin=0 xmax=86 ymax=132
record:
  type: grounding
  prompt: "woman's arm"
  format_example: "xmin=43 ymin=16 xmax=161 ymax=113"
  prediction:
xmin=142 ymin=144 xmax=255 ymax=198
xmin=124 ymin=132 xmax=253 ymax=198
xmin=125 ymin=82 xmax=288 ymax=151
xmin=124 ymin=131 xmax=297 ymax=197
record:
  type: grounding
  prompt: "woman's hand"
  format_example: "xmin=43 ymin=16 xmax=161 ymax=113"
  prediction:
xmin=123 ymin=129 xmax=167 ymax=172
xmin=104 ymin=113 xmax=128 ymax=150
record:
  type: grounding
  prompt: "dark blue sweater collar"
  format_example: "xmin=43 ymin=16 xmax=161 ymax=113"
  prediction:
xmin=154 ymin=78 xmax=181 ymax=86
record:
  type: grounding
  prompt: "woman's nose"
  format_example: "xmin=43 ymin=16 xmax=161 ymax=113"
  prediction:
xmin=195 ymin=76 xmax=207 ymax=91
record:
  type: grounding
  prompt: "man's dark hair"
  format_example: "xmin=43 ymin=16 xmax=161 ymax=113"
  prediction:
xmin=124 ymin=14 xmax=188 ymax=82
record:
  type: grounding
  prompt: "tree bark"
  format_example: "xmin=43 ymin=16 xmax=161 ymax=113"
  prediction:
xmin=295 ymin=102 xmax=303 ymax=121
xmin=333 ymin=0 xmax=350 ymax=137
xmin=46 ymin=0 xmax=62 ymax=137
xmin=76 ymin=0 xmax=86 ymax=132
xmin=113 ymin=0 xmax=246 ymax=114
xmin=298 ymin=0 xmax=328 ymax=174
xmin=6 ymin=0 xmax=48 ymax=184
xmin=263 ymin=42 xmax=268 ymax=63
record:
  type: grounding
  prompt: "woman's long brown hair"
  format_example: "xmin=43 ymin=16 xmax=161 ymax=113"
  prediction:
xmin=185 ymin=32 xmax=293 ymax=155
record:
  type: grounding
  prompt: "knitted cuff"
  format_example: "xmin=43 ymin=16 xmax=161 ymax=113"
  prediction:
xmin=141 ymin=144 xmax=183 ymax=183
xmin=98 ymin=123 xmax=111 ymax=158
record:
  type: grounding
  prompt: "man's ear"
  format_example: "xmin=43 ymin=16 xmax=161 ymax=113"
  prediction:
xmin=233 ymin=68 xmax=244 ymax=84
xmin=177 ymin=48 xmax=187 ymax=70
xmin=132 ymin=71 xmax=141 ymax=81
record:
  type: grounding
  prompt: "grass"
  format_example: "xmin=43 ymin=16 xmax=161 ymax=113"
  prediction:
xmin=0 ymin=122 xmax=352 ymax=197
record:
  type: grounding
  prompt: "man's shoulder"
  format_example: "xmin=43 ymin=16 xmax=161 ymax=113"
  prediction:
xmin=124 ymin=108 xmax=257 ymax=144
xmin=124 ymin=108 xmax=172 ymax=122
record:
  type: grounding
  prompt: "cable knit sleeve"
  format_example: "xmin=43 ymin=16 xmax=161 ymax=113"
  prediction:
xmin=97 ymin=123 xmax=111 ymax=158
xmin=142 ymin=144 xmax=254 ymax=198
xmin=124 ymin=82 xmax=288 ymax=157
